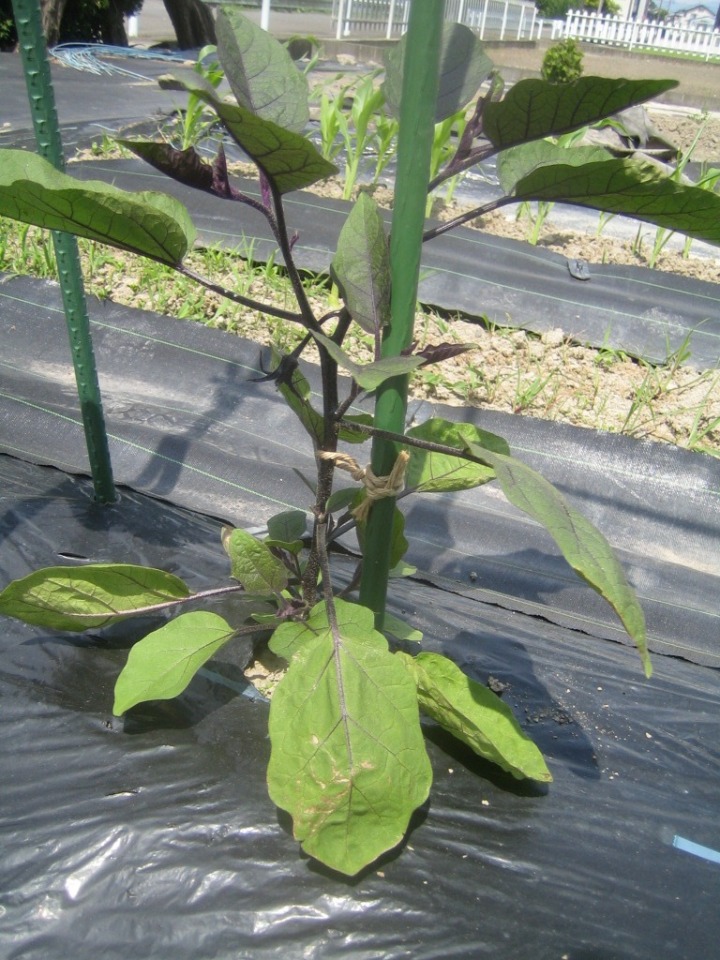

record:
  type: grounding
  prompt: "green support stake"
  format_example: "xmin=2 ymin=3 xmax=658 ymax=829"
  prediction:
xmin=358 ymin=0 xmax=444 ymax=623
xmin=12 ymin=0 xmax=117 ymax=503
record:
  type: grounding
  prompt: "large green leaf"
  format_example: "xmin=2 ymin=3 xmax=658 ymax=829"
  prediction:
xmin=331 ymin=193 xmax=391 ymax=336
xmin=0 ymin=563 xmax=191 ymax=632
xmin=497 ymin=140 xmax=612 ymax=194
xmin=222 ymin=526 xmax=288 ymax=594
xmin=215 ymin=6 xmax=309 ymax=133
xmin=465 ymin=441 xmax=651 ymax=676
xmin=113 ymin=611 xmax=236 ymax=714
xmin=311 ymin=330 xmax=424 ymax=391
xmin=0 ymin=149 xmax=194 ymax=265
xmin=384 ymin=21 xmax=494 ymax=121
xmin=501 ymin=144 xmax=720 ymax=247
xmin=401 ymin=652 xmax=552 ymax=782
xmin=404 ymin=418 xmax=505 ymax=493
xmin=267 ymin=599 xmax=432 ymax=875
xmin=484 ymin=76 xmax=678 ymax=149
xmin=159 ymin=75 xmax=335 ymax=194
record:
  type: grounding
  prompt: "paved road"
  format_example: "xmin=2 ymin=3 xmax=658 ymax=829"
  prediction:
xmin=131 ymin=1 xmax=336 ymax=45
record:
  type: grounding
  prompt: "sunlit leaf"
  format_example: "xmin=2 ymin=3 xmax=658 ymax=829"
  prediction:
xmin=159 ymin=75 xmax=335 ymax=194
xmin=497 ymin=140 xmax=612 ymax=194
xmin=384 ymin=22 xmax=494 ymax=121
xmin=0 ymin=149 xmax=194 ymax=265
xmin=484 ymin=76 xmax=678 ymax=149
xmin=500 ymin=143 xmax=720 ymax=247
xmin=215 ymin=6 xmax=309 ymax=133
xmin=404 ymin=418 xmax=504 ymax=493
xmin=311 ymin=330 xmax=424 ymax=390
xmin=0 ymin=563 xmax=190 ymax=632
xmin=113 ymin=611 xmax=236 ymax=714
xmin=222 ymin=526 xmax=288 ymax=594
xmin=331 ymin=193 xmax=391 ymax=336
xmin=401 ymin=652 xmax=552 ymax=782
xmin=382 ymin=612 xmax=423 ymax=645
xmin=465 ymin=441 xmax=651 ymax=676
xmin=268 ymin=599 xmax=432 ymax=875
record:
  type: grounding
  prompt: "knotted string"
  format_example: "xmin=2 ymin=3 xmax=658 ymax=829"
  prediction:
xmin=318 ymin=450 xmax=410 ymax=522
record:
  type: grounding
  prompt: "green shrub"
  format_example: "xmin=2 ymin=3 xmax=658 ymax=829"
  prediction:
xmin=0 ymin=0 xmax=16 ymax=49
xmin=541 ymin=38 xmax=584 ymax=84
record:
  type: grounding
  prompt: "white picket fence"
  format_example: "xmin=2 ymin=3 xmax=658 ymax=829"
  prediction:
xmin=332 ymin=0 xmax=541 ymax=41
xmin=556 ymin=10 xmax=720 ymax=61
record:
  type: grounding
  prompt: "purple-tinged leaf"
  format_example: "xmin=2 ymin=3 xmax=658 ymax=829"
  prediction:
xmin=415 ymin=341 xmax=476 ymax=366
xmin=158 ymin=74 xmax=336 ymax=195
xmin=331 ymin=193 xmax=391 ymax=337
xmin=211 ymin=144 xmax=246 ymax=200
xmin=118 ymin=138 xmax=214 ymax=191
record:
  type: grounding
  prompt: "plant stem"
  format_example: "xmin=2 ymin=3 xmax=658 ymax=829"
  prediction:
xmin=178 ymin=264 xmax=304 ymax=323
xmin=357 ymin=0 xmax=445 ymax=626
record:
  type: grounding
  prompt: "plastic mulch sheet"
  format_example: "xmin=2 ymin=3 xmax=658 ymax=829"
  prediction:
xmin=1 ymin=274 xmax=718 ymax=668
xmin=2 ymin=45 xmax=719 ymax=960
xmin=1 ymin=454 xmax=719 ymax=960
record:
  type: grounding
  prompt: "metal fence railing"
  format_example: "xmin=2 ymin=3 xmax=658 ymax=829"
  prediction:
xmin=558 ymin=9 xmax=720 ymax=61
xmin=332 ymin=0 xmax=540 ymax=41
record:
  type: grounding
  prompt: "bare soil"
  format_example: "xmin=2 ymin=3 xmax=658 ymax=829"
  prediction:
xmin=68 ymin=97 xmax=720 ymax=457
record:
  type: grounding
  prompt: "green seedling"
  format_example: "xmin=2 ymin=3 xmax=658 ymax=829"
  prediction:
xmin=168 ymin=44 xmax=225 ymax=151
xmin=2 ymin=10 xmax=720 ymax=878
xmin=648 ymin=114 xmax=710 ymax=267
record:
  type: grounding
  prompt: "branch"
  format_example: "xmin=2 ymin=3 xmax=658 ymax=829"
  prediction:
xmin=177 ymin=264 xmax=304 ymax=323
xmin=422 ymin=196 xmax=515 ymax=244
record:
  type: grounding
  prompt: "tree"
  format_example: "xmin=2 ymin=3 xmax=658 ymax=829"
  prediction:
xmin=30 ymin=0 xmax=214 ymax=48
xmin=35 ymin=0 xmax=141 ymax=46
xmin=162 ymin=0 xmax=215 ymax=48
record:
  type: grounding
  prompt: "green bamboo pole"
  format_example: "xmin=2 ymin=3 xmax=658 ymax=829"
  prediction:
xmin=12 ymin=0 xmax=116 ymax=503
xmin=358 ymin=0 xmax=444 ymax=623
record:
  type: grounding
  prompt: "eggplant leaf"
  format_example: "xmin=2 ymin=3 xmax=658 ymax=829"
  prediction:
xmin=404 ymin=418 xmax=505 ymax=493
xmin=215 ymin=6 xmax=309 ymax=133
xmin=113 ymin=611 xmax=236 ymax=714
xmin=465 ymin=441 xmax=651 ymax=676
xmin=268 ymin=599 xmax=432 ymax=875
xmin=484 ymin=76 xmax=678 ymax=149
xmin=384 ymin=22 xmax=494 ymax=121
xmin=159 ymin=75 xmax=335 ymax=194
xmin=401 ymin=652 xmax=552 ymax=782
xmin=0 ymin=563 xmax=191 ymax=632
xmin=498 ymin=140 xmax=612 ymax=194
xmin=0 ymin=149 xmax=194 ymax=265
xmin=222 ymin=526 xmax=288 ymax=594
xmin=331 ymin=193 xmax=391 ymax=336
xmin=500 ymin=144 xmax=720 ymax=247
xmin=311 ymin=330 xmax=424 ymax=391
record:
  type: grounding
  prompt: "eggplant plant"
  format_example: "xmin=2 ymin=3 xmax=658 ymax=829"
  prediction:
xmin=2 ymin=8 xmax=720 ymax=877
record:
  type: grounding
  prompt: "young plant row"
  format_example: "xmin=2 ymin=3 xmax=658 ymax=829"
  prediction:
xmin=1 ymin=9 xmax=719 ymax=876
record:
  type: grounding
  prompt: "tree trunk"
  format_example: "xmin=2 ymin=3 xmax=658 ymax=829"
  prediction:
xmin=100 ymin=0 xmax=129 ymax=45
xmin=162 ymin=0 xmax=215 ymax=49
xmin=40 ymin=0 xmax=69 ymax=45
